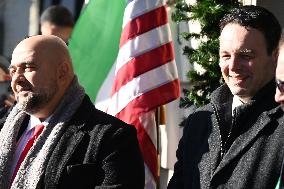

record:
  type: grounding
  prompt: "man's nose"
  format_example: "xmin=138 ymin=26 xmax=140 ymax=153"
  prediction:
xmin=11 ymin=68 xmax=25 ymax=82
xmin=228 ymin=56 xmax=240 ymax=71
xmin=275 ymin=88 xmax=284 ymax=104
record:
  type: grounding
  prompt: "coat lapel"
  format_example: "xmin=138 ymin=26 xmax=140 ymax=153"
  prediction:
xmin=209 ymin=113 xmax=222 ymax=177
xmin=43 ymin=96 xmax=94 ymax=188
xmin=212 ymin=110 xmax=274 ymax=176
xmin=44 ymin=122 xmax=86 ymax=188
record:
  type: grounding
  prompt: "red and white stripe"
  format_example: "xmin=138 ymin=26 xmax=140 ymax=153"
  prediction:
xmin=107 ymin=0 xmax=180 ymax=187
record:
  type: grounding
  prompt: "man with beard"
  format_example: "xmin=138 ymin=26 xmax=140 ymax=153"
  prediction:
xmin=0 ymin=35 xmax=145 ymax=189
xmin=274 ymin=34 xmax=284 ymax=189
xmin=168 ymin=5 xmax=284 ymax=189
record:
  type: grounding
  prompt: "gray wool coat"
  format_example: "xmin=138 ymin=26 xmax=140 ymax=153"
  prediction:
xmin=168 ymin=80 xmax=284 ymax=189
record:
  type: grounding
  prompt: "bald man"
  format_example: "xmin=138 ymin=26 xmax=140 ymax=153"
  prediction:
xmin=0 ymin=35 xmax=144 ymax=189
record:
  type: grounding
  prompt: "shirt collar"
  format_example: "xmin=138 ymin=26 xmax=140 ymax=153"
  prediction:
xmin=232 ymin=96 xmax=245 ymax=115
xmin=27 ymin=115 xmax=51 ymax=131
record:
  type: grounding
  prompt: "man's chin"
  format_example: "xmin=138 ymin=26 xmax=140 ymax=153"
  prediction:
xmin=17 ymin=98 xmax=37 ymax=113
xmin=18 ymin=105 xmax=38 ymax=115
xmin=229 ymin=86 xmax=247 ymax=96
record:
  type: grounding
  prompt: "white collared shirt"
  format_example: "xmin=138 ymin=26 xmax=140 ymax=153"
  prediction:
xmin=232 ymin=96 xmax=245 ymax=116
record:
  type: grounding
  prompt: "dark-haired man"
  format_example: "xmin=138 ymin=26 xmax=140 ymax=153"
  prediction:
xmin=168 ymin=5 xmax=284 ymax=189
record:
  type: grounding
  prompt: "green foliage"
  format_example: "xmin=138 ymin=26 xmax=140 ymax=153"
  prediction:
xmin=172 ymin=0 xmax=240 ymax=107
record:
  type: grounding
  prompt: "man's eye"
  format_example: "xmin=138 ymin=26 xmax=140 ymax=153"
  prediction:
xmin=221 ymin=55 xmax=230 ymax=60
xmin=24 ymin=66 xmax=35 ymax=71
xmin=241 ymin=54 xmax=254 ymax=60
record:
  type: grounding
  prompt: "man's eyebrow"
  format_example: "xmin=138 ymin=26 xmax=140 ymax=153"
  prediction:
xmin=8 ymin=62 xmax=35 ymax=69
xmin=239 ymin=49 xmax=254 ymax=53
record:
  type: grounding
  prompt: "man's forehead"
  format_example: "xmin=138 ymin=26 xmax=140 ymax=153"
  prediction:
xmin=276 ymin=63 xmax=284 ymax=73
xmin=11 ymin=49 xmax=35 ymax=64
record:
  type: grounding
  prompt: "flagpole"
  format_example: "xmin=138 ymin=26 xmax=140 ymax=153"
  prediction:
xmin=155 ymin=107 xmax=161 ymax=189
xmin=156 ymin=105 xmax=166 ymax=189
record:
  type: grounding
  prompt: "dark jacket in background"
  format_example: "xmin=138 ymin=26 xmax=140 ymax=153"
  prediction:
xmin=0 ymin=106 xmax=9 ymax=120
xmin=168 ymin=80 xmax=284 ymax=189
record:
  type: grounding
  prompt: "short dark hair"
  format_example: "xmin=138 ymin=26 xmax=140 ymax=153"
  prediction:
xmin=40 ymin=5 xmax=74 ymax=27
xmin=220 ymin=5 xmax=281 ymax=55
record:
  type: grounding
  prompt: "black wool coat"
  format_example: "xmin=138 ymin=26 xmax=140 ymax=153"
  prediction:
xmin=168 ymin=81 xmax=284 ymax=189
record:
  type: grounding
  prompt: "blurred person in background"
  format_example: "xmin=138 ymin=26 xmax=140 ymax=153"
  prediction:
xmin=40 ymin=5 xmax=74 ymax=44
xmin=0 ymin=55 xmax=14 ymax=117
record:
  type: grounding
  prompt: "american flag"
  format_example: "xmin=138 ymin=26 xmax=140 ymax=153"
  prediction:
xmin=107 ymin=0 xmax=180 ymax=187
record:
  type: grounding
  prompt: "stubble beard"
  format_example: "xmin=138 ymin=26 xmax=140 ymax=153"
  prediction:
xmin=17 ymin=85 xmax=58 ymax=115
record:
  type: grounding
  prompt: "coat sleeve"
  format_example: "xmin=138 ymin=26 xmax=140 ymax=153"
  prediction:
xmin=167 ymin=113 xmax=194 ymax=189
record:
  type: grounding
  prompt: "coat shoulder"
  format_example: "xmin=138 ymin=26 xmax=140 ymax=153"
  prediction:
xmin=72 ymin=95 xmax=136 ymax=134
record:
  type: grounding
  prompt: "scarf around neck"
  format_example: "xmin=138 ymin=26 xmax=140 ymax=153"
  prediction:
xmin=0 ymin=76 xmax=85 ymax=189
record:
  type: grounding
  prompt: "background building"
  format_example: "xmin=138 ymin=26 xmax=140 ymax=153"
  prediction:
xmin=0 ymin=0 xmax=84 ymax=60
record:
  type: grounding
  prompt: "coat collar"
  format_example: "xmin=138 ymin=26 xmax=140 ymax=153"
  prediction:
xmin=44 ymin=95 xmax=96 ymax=188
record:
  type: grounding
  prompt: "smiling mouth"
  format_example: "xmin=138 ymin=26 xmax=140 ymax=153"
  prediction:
xmin=17 ymin=90 xmax=31 ymax=97
xmin=16 ymin=86 xmax=32 ymax=94
xmin=19 ymin=90 xmax=30 ymax=93
xmin=15 ymin=81 xmax=33 ymax=93
xmin=229 ymin=75 xmax=248 ymax=85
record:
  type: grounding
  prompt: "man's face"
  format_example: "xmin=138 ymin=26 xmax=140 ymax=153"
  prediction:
xmin=41 ymin=22 xmax=55 ymax=36
xmin=275 ymin=46 xmax=284 ymax=110
xmin=41 ymin=21 xmax=71 ymax=43
xmin=219 ymin=23 xmax=276 ymax=102
xmin=9 ymin=45 xmax=59 ymax=114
